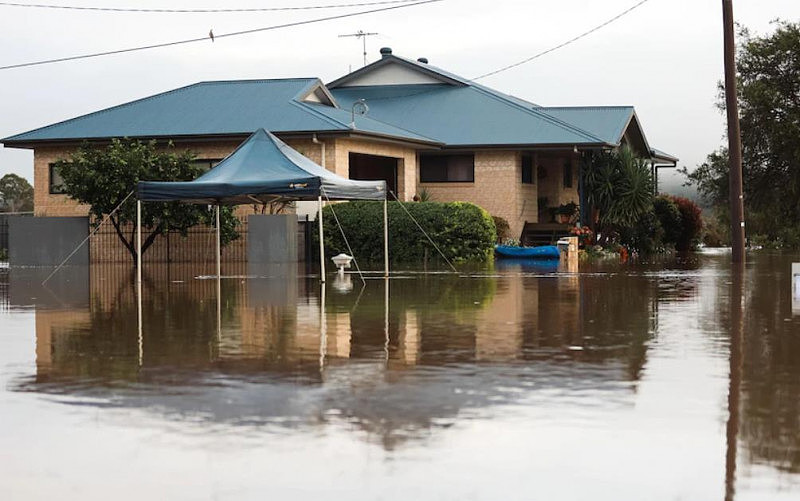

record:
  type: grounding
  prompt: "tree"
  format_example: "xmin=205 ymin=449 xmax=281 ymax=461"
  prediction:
xmin=0 ymin=173 xmax=33 ymax=213
xmin=684 ymin=22 xmax=800 ymax=244
xmin=53 ymin=139 xmax=239 ymax=264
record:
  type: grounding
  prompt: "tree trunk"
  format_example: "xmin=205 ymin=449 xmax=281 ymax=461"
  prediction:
xmin=108 ymin=215 xmax=163 ymax=266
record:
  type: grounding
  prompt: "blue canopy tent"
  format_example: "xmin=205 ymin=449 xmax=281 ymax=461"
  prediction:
xmin=135 ymin=128 xmax=388 ymax=283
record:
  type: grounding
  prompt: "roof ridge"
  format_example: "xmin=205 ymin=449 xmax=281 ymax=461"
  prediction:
xmin=539 ymin=105 xmax=634 ymax=110
xmin=196 ymin=77 xmax=318 ymax=85
xmin=290 ymin=100 xmax=348 ymax=130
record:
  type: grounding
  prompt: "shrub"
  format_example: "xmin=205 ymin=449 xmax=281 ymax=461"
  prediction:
xmin=653 ymin=195 xmax=682 ymax=246
xmin=619 ymin=210 xmax=663 ymax=255
xmin=702 ymin=209 xmax=730 ymax=247
xmin=316 ymin=201 xmax=496 ymax=264
xmin=670 ymin=196 xmax=703 ymax=251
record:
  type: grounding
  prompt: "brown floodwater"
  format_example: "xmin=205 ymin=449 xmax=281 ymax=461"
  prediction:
xmin=0 ymin=251 xmax=799 ymax=500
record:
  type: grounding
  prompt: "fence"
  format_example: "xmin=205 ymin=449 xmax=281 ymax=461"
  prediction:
xmin=88 ymin=215 xmax=312 ymax=264
xmin=0 ymin=215 xmax=7 ymax=256
xmin=0 ymin=213 xmax=34 ymax=258
xmin=89 ymin=215 xmax=249 ymax=264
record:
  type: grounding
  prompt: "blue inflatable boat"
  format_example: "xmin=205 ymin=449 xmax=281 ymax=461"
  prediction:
xmin=494 ymin=244 xmax=560 ymax=259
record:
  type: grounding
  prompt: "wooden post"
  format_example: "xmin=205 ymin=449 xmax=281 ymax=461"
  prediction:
xmin=722 ymin=0 xmax=746 ymax=263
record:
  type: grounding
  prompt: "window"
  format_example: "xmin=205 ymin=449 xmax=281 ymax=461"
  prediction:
xmin=521 ymin=155 xmax=534 ymax=184
xmin=49 ymin=164 xmax=66 ymax=194
xmin=563 ymin=160 xmax=573 ymax=188
xmin=419 ymin=154 xmax=474 ymax=183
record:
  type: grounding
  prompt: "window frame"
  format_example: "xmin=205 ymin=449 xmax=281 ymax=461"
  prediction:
xmin=563 ymin=160 xmax=573 ymax=188
xmin=419 ymin=153 xmax=475 ymax=183
xmin=48 ymin=163 xmax=66 ymax=194
xmin=521 ymin=154 xmax=534 ymax=185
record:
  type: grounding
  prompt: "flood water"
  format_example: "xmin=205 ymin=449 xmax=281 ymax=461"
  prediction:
xmin=1 ymin=252 xmax=799 ymax=500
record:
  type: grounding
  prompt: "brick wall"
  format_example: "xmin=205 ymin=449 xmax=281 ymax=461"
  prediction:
xmin=537 ymin=152 xmax=580 ymax=220
xmin=332 ymin=137 xmax=417 ymax=201
xmin=421 ymin=150 xmax=537 ymax=238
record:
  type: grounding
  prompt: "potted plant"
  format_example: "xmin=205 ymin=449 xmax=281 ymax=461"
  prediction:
xmin=556 ymin=202 xmax=578 ymax=224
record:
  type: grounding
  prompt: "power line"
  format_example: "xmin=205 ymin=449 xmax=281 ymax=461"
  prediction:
xmin=0 ymin=0 xmax=421 ymax=13
xmin=473 ymin=0 xmax=653 ymax=80
xmin=0 ymin=0 xmax=443 ymax=71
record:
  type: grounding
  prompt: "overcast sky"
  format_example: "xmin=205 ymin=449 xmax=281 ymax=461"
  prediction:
xmin=1 ymin=0 xmax=799 ymax=186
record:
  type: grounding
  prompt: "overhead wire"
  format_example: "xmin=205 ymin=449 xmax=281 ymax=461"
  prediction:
xmin=0 ymin=0 xmax=444 ymax=71
xmin=0 ymin=0 xmax=421 ymax=14
xmin=473 ymin=0 xmax=652 ymax=80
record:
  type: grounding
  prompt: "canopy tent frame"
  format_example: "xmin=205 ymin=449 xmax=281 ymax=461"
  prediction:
xmin=135 ymin=128 xmax=390 ymax=285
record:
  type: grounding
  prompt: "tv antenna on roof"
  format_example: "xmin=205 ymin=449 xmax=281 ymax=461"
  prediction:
xmin=338 ymin=30 xmax=379 ymax=67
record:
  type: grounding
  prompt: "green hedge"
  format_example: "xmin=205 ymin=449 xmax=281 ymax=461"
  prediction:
xmin=315 ymin=201 xmax=496 ymax=264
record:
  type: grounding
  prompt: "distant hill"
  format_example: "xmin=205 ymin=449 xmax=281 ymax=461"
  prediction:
xmin=656 ymin=168 xmax=705 ymax=206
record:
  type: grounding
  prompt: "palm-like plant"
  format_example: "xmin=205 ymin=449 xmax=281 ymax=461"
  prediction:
xmin=583 ymin=145 xmax=654 ymax=244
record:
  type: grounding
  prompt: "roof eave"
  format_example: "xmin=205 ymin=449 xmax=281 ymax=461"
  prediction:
xmin=439 ymin=142 xmax=616 ymax=151
xmin=1 ymin=129 xmax=443 ymax=150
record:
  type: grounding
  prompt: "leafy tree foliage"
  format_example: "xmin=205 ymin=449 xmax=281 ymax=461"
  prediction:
xmin=684 ymin=22 xmax=800 ymax=245
xmin=53 ymin=139 xmax=238 ymax=264
xmin=0 ymin=173 xmax=33 ymax=213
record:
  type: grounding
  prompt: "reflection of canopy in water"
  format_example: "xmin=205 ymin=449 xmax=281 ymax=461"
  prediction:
xmin=136 ymin=128 xmax=386 ymax=204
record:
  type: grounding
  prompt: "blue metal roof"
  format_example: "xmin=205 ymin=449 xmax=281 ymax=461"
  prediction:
xmin=2 ymin=52 xmax=674 ymax=159
xmin=536 ymin=106 xmax=635 ymax=145
xmin=2 ymin=78 xmax=436 ymax=145
xmin=329 ymin=84 xmax=607 ymax=147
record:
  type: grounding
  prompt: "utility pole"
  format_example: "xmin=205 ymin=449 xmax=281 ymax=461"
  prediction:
xmin=722 ymin=0 xmax=746 ymax=264
xmin=338 ymin=30 xmax=379 ymax=67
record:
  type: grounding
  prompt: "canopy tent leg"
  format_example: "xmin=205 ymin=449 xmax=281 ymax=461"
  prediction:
xmin=216 ymin=204 xmax=222 ymax=341
xmin=137 ymin=200 xmax=142 ymax=284
xmin=136 ymin=200 xmax=144 ymax=367
xmin=384 ymin=197 xmax=389 ymax=279
xmin=137 ymin=199 xmax=143 ymax=367
xmin=215 ymin=204 xmax=221 ymax=279
xmin=318 ymin=195 xmax=326 ymax=283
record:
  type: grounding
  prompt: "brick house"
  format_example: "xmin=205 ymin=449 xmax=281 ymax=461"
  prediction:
xmin=2 ymin=47 xmax=676 ymax=255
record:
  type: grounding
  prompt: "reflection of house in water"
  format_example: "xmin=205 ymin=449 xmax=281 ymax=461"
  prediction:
xmin=15 ymin=264 xmax=658 ymax=449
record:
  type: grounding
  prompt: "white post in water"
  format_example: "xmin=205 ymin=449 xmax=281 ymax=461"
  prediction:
xmin=384 ymin=196 xmax=389 ymax=279
xmin=793 ymin=263 xmax=800 ymax=315
xmin=136 ymin=200 xmax=142 ymax=284
xmin=319 ymin=282 xmax=327 ymax=370
xmin=318 ymin=195 xmax=326 ymax=283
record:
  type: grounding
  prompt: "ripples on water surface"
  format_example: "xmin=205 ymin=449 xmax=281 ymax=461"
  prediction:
xmin=1 ymin=251 xmax=799 ymax=500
